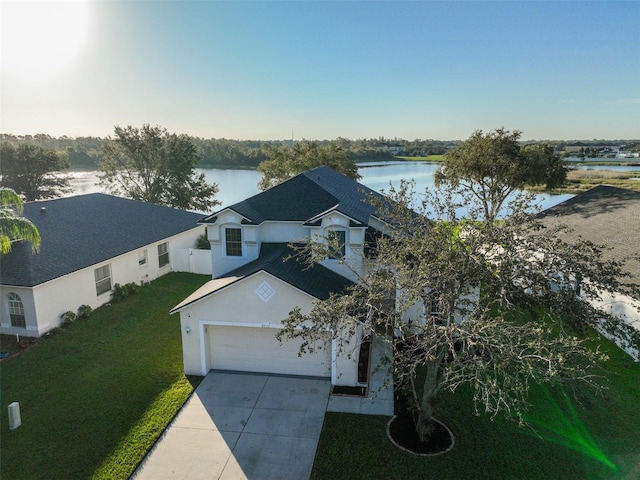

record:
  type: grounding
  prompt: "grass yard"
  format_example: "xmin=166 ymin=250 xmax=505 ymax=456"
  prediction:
xmin=0 ymin=273 xmax=210 ymax=480
xmin=311 ymin=335 xmax=640 ymax=480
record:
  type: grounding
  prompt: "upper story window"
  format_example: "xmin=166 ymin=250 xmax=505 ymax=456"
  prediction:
xmin=8 ymin=293 xmax=26 ymax=328
xmin=158 ymin=242 xmax=170 ymax=268
xmin=428 ymin=292 xmax=447 ymax=326
xmin=225 ymin=227 xmax=243 ymax=257
xmin=138 ymin=249 xmax=148 ymax=267
xmin=327 ymin=229 xmax=346 ymax=259
xmin=95 ymin=264 xmax=112 ymax=296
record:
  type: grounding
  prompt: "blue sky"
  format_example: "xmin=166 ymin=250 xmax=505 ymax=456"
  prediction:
xmin=1 ymin=0 xmax=639 ymax=140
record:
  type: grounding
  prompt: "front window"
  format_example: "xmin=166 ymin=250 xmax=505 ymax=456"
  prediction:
xmin=225 ymin=228 xmax=242 ymax=257
xmin=158 ymin=242 xmax=170 ymax=267
xmin=95 ymin=265 xmax=112 ymax=296
xmin=327 ymin=230 xmax=346 ymax=259
xmin=8 ymin=293 xmax=26 ymax=328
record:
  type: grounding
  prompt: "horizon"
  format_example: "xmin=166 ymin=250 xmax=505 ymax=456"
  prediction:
xmin=2 ymin=1 xmax=639 ymax=141
xmin=1 ymin=131 xmax=640 ymax=144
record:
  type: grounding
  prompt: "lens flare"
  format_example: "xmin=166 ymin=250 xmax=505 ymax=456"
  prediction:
xmin=523 ymin=384 xmax=617 ymax=472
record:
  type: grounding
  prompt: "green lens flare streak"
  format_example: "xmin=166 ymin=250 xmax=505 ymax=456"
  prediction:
xmin=523 ymin=384 xmax=617 ymax=472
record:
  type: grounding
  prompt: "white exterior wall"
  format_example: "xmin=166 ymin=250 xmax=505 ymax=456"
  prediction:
xmin=177 ymin=271 xmax=359 ymax=385
xmin=259 ymin=222 xmax=308 ymax=243
xmin=0 ymin=226 xmax=203 ymax=337
xmin=590 ymin=290 xmax=640 ymax=359
xmin=179 ymin=272 xmax=316 ymax=375
xmin=207 ymin=213 xmax=371 ymax=281
xmin=209 ymin=219 xmax=310 ymax=277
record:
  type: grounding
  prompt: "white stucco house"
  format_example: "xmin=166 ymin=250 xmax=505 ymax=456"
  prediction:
xmin=1 ymin=193 xmax=206 ymax=337
xmin=538 ymin=185 xmax=640 ymax=359
xmin=172 ymin=166 xmax=393 ymax=388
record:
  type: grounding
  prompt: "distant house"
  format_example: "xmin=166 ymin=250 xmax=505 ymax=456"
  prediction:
xmin=538 ymin=185 xmax=640 ymax=358
xmin=1 ymin=194 xmax=206 ymax=337
xmin=171 ymin=166 xmax=392 ymax=387
xmin=564 ymin=142 xmax=589 ymax=153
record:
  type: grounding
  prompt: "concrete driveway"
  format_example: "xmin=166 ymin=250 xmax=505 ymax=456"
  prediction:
xmin=131 ymin=372 xmax=330 ymax=480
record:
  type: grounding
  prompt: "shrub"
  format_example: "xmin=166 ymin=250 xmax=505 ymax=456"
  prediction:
xmin=196 ymin=233 xmax=211 ymax=250
xmin=60 ymin=310 xmax=77 ymax=328
xmin=77 ymin=305 xmax=92 ymax=320
xmin=111 ymin=282 xmax=140 ymax=303
xmin=124 ymin=282 xmax=139 ymax=296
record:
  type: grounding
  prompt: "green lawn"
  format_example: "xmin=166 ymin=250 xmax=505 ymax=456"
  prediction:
xmin=0 ymin=273 xmax=209 ymax=480
xmin=311 ymin=336 xmax=640 ymax=480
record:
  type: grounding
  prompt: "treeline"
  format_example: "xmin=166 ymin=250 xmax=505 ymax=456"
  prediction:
xmin=4 ymin=133 xmax=636 ymax=171
xmin=0 ymin=134 xmax=409 ymax=170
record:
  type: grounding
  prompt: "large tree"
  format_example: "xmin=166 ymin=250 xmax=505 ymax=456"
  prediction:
xmin=0 ymin=188 xmax=41 ymax=254
xmin=279 ymin=182 xmax=639 ymax=443
xmin=99 ymin=124 xmax=219 ymax=211
xmin=0 ymin=143 xmax=71 ymax=200
xmin=436 ymin=128 xmax=568 ymax=223
xmin=257 ymin=140 xmax=360 ymax=190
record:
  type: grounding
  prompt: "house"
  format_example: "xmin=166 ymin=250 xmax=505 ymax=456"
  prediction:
xmin=537 ymin=185 xmax=640 ymax=358
xmin=172 ymin=166 xmax=391 ymax=387
xmin=1 ymin=193 xmax=206 ymax=337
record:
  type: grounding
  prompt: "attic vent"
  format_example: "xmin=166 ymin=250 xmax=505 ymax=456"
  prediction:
xmin=40 ymin=207 xmax=47 ymax=213
xmin=255 ymin=281 xmax=275 ymax=302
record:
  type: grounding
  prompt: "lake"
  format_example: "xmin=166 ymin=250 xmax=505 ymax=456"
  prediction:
xmin=66 ymin=160 xmax=640 ymax=214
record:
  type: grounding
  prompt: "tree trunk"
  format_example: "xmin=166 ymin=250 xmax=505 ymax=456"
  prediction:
xmin=415 ymin=358 xmax=441 ymax=442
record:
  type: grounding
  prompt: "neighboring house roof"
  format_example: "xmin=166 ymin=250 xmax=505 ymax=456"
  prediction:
xmin=1 ymin=193 xmax=204 ymax=287
xmin=171 ymin=242 xmax=354 ymax=313
xmin=538 ymin=185 xmax=640 ymax=286
xmin=200 ymin=165 xmax=387 ymax=227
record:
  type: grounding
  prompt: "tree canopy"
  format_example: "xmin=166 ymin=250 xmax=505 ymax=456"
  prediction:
xmin=257 ymin=140 xmax=361 ymax=190
xmin=279 ymin=182 xmax=639 ymax=442
xmin=99 ymin=125 xmax=219 ymax=212
xmin=0 ymin=143 xmax=71 ymax=201
xmin=0 ymin=188 xmax=41 ymax=254
xmin=436 ymin=128 xmax=568 ymax=223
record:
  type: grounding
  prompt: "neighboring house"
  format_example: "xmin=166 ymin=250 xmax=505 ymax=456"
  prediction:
xmin=538 ymin=185 xmax=640 ymax=358
xmin=1 ymin=193 xmax=206 ymax=337
xmin=172 ymin=166 xmax=391 ymax=387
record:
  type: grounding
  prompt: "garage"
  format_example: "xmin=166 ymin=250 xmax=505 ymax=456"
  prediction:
xmin=208 ymin=325 xmax=331 ymax=377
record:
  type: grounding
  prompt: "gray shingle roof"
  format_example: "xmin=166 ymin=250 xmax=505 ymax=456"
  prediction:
xmin=200 ymin=165 xmax=385 ymax=226
xmin=227 ymin=243 xmax=354 ymax=298
xmin=1 ymin=193 xmax=204 ymax=287
xmin=171 ymin=242 xmax=354 ymax=312
xmin=538 ymin=185 xmax=640 ymax=286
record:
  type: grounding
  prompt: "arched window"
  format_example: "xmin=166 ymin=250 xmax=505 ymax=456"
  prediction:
xmin=8 ymin=293 xmax=26 ymax=328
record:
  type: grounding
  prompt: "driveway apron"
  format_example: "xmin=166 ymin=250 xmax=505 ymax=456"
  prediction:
xmin=131 ymin=372 xmax=330 ymax=480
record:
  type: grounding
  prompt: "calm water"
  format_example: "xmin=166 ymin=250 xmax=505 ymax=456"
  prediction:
xmin=66 ymin=160 xmax=640 ymax=214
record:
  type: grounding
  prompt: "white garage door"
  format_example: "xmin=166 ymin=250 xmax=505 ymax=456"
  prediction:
xmin=209 ymin=326 xmax=331 ymax=377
